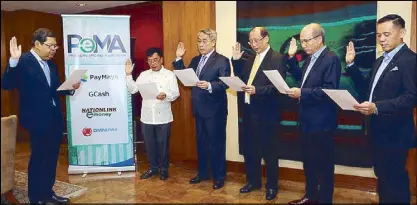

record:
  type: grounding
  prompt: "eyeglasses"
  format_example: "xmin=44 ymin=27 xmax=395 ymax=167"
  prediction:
xmin=248 ymin=36 xmax=266 ymax=45
xmin=197 ymin=39 xmax=211 ymax=44
xmin=43 ymin=43 xmax=59 ymax=50
xmin=299 ymin=35 xmax=320 ymax=44
xmin=147 ymin=58 xmax=160 ymax=63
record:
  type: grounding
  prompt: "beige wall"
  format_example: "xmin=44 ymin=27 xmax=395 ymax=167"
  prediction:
xmin=216 ymin=1 xmax=413 ymax=178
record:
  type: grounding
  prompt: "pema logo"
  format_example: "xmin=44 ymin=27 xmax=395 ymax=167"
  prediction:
xmin=67 ymin=34 xmax=126 ymax=54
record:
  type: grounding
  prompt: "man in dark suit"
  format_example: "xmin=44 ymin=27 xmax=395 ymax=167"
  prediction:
xmin=231 ymin=27 xmax=287 ymax=200
xmin=286 ymin=23 xmax=341 ymax=204
xmin=346 ymin=14 xmax=416 ymax=204
xmin=1 ymin=28 xmax=80 ymax=204
xmin=172 ymin=28 xmax=230 ymax=189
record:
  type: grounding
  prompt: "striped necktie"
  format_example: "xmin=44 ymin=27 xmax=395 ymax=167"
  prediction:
xmin=196 ymin=55 xmax=207 ymax=77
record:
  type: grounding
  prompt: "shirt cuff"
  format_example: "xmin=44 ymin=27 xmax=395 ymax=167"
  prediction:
xmin=175 ymin=57 xmax=182 ymax=62
xmin=9 ymin=57 xmax=19 ymax=67
xmin=347 ymin=62 xmax=354 ymax=67
xmin=374 ymin=106 xmax=378 ymax=115
xmin=207 ymin=82 xmax=212 ymax=93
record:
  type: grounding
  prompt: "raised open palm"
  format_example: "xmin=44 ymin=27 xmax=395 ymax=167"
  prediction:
xmin=288 ymin=37 xmax=298 ymax=58
xmin=176 ymin=42 xmax=186 ymax=58
xmin=232 ymin=42 xmax=244 ymax=60
xmin=10 ymin=36 xmax=22 ymax=59
xmin=346 ymin=41 xmax=356 ymax=64
xmin=125 ymin=58 xmax=134 ymax=75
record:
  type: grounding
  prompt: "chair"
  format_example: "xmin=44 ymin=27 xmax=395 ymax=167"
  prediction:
xmin=1 ymin=115 xmax=18 ymax=194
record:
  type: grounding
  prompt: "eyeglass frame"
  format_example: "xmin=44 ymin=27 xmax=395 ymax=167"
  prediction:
xmin=197 ymin=39 xmax=212 ymax=45
xmin=43 ymin=43 xmax=59 ymax=49
xmin=299 ymin=35 xmax=321 ymax=45
xmin=248 ymin=36 xmax=266 ymax=45
xmin=147 ymin=58 xmax=161 ymax=64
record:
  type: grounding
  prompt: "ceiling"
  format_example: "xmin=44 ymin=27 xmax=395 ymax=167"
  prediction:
xmin=1 ymin=1 xmax=146 ymax=14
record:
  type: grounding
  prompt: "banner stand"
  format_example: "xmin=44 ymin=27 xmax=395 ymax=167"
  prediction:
xmin=62 ymin=14 xmax=135 ymax=176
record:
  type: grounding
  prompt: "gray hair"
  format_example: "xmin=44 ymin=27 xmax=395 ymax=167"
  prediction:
xmin=312 ymin=26 xmax=326 ymax=43
xmin=198 ymin=28 xmax=217 ymax=43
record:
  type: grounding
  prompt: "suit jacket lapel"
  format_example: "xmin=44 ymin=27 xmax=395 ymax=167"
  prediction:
xmin=301 ymin=56 xmax=312 ymax=82
xmin=247 ymin=48 xmax=273 ymax=84
xmin=367 ymin=57 xmax=384 ymax=93
xmin=28 ymin=52 xmax=50 ymax=88
xmin=376 ymin=45 xmax=408 ymax=83
xmin=302 ymin=47 xmax=329 ymax=86
xmin=367 ymin=45 xmax=408 ymax=94
xmin=199 ymin=51 xmax=217 ymax=78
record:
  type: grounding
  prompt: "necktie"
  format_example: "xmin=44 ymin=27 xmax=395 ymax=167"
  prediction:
xmin=245 ymin=54 xmax=261 ymax=104
xmin=40 ymin=60 xmax=51 ymax=86
xmin=40 ymin=60 xmax=56 ymax=106
xmin=196 ymin=55 xmax=207 ymax=77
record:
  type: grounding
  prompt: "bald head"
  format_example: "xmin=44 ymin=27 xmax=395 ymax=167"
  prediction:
xmin=249 ymin=27 xmax=269 ymax=38
xmin=301 ymin=23 xmax=325 ymax=43
xmin=300 ymin=23 xmax=326 ymax=54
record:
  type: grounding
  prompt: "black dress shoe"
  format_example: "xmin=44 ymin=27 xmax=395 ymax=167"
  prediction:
xmin=212 ymin=180 xmax=224 ymax=189
xmin=160 ymin=172 xmax=168 ymax=180
xmin=140 ymin=169 xmax=158 ymax=179
xmin=189 ymin=175 xmax=209 ymax=184
xmin=265 ymin=188 xmax=278 ymax=200
xmin=51 ymin=193 xmax=70 ymax=204
xmin=288 ymin=195 xmax=319 ymax=205
xmin=239 ymin=183 xmax=261 ymax=193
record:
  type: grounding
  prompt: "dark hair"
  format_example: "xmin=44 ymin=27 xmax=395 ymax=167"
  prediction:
xmin=32 ymin=28 xmax=55 ymax=45
xmin=146 ymin=47 xmax=163 ymax=58
xmin=250 ymin=27 xmax=269 ymax=38
xmin=377 ymin=14 xmax=405 ymax=29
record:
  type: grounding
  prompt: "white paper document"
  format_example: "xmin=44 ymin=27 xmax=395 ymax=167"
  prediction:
xmin=57 ymin=69 xmax=87 ymax=91
xmin=263 ymin=70 xmax=290 ymax=94
xmin=173 ymin=68 xmax=199 ymax=86
xmin=219 ymin=76 xmax=246 ymax=92
xmin=322 ymin=89 xmax=359 ymax=111
xmin=137 ymin=82 xmax=160 ymax=100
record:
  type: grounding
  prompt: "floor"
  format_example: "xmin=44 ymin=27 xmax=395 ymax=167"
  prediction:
xmin=10 ymin=142 xmax=408 ymax=204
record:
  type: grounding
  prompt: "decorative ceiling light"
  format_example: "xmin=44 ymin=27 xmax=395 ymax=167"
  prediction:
xmin=76 ymin=3 xmax=87 ymax=7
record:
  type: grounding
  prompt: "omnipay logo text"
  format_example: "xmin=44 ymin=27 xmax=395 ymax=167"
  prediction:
xmin=67 ymin=34 xmax=126 ymax=54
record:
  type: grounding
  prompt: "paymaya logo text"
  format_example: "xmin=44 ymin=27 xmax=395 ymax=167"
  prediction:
xmin=67 ymin=34 xmax=126 ymax=54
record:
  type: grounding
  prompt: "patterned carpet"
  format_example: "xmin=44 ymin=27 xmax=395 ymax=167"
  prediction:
xmin=12 ymin=171 xmax=88 ymax=203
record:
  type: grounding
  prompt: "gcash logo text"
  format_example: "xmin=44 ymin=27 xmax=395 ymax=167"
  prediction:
xmin=88 ymin=91 xmax=110 ymax=97
xmin=82 ymin=107 xmax=117 ymax=119
xmin=67 ymin=34 xmax=126 ymax=54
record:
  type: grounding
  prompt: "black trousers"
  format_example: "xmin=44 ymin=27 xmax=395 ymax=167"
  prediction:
xmin=242 ymin=121 xmax=279 ymax=189
xmin=141 ymin=122 xmax=171 ymax=172
xmin=300 ymin=131 xmax=335 ymax=203
xmin=28 ymin=107 xmax=63 ymax=202
xmin=372 ymin=147 xmax=410 ymax=204
xmin=194 ymin=114 xmax=227 ymax=182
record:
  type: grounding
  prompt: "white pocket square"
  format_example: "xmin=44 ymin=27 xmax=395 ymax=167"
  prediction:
xmin=390 ymin=66 xmax=399 ymax=71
